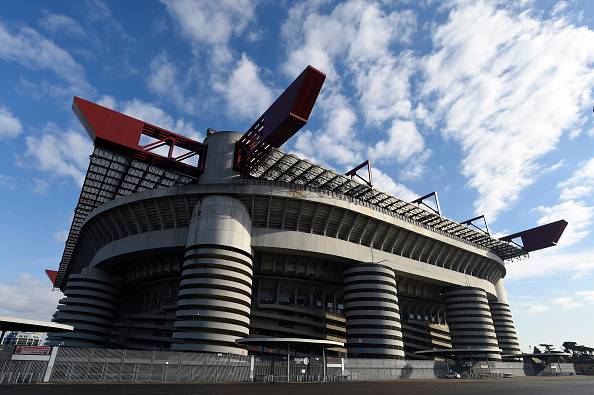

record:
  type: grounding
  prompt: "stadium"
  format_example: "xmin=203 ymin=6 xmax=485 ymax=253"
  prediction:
xmin=47 ymin=65 xmax=567 ymax=364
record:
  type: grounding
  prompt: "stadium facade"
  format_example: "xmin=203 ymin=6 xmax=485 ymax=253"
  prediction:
xmin=47 ymin=66 xmax=567 ymax=361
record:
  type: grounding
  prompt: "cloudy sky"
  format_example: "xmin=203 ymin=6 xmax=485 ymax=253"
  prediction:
xmin=1 ymin=0 xmax=593 ymax=350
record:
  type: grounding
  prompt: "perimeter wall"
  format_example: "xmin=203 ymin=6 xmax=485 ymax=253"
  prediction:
xmin=0 ymin=346 xmax=577 ymax=384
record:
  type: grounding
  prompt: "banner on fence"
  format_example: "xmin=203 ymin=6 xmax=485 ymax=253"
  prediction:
xmin=14 ymin=346 xmax=51 ymax=356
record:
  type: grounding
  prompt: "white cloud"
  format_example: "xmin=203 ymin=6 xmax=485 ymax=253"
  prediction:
xmin=421 ymin=1 xmax=594 ymax=219
xmin=558 ymin=157 xmax=594 ymax=201
xmin=160 ymin=0 xmax=257 ymax=64
xmin=158 ymin=1 xmax=265 ymax=118
xmin=519 ymin=290 xmax=594 ymax=314
xmin=39 ymin=12 xmax=86 ymax=37
xmin=0 ymin=22 xmax=93 ymax=96
xmin=281 ymin=2 xmax=416 ymax=79
xmin=0 ymin=174 xmax=14 ymax=189
xmin=213 ymin=54 xmax=274 ymax=120
xmin=23 ymin=123 xmax=92 ymax=185
xmin=281 ymin=1 xmax=425 ymax=180
xmin=551 ymin=290 xmax=594 ymax=310
xmin=86 ymin=0 xmax=135 ymax=44
xmin=571 ymin=271 xmax=590 ymax=280
xmin=551 ymin=1 xmax=570 ymax=16
xmin=147 ymin=52 xmax=195 ymax=113
xmin=414 ymin=103 xmax=436 ymax=129
xmin=372 ymin=168 xmax=418 ymax=201
xmin=0 ymin=106 xmax=23 ymax=139
xmin=96 ymin=94 xmax=116 ymax=109
xmin=53 ymin=229 xmax=69 ymax=243
xmin=119 ymin=99 xmax=198 ymax=139
xmin=559 ymin=185 xmax=591 ymax=201
xmin=526 ymin=304 xmax=550 ymax=314
xmin=369 ymin=120 xmax=425 ymax=163
xmin=293 ymin=90 xmax=361 ymax=166
xmin=552 ymin=296 xmax=581 ymax=309
xmin=534 ymin=200 xmax=593 ymax=248
xmin=0 ymin=273 xmax=62 ymax=321
xmin=541 ymin=159 xmax=565 ymax=175
xmin=507 ymin=248 xmax=594 ymax=280
xmin=509 ymin=154 xmax=594 ymax=280
xmin=32 ymin=178 xmax=49 ymax=194
xmin=575 ymin=290 xmax=594 ymax=304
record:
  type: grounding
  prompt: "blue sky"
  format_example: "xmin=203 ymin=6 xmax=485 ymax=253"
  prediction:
xmin=1 ymin=0 xmax=594 ymax=350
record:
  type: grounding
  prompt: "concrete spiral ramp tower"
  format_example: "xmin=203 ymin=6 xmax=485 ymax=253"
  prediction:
xmin=343 ymin=263 xmax=404 ymax=359
xmin=444 ymin=287 xmax=501 ymax=360
xmin=49 ymin=267 xmax=120 ymax=347
xmin=172 ymin=131 xmax=253 ymax=355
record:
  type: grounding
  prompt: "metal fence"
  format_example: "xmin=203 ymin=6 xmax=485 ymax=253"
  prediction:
xmin=538 ymin=362 xmax=576 ymax=376
xmin=49 ymin=348 xmax=251 ymax=383
xmin=344 ymin=359 xmax=449 ymax=381
xmin=468 ymin=361 xmax=528 ymax=378
xmin=0 ymin=345 xmax=49 ymax=384
xmin=0 ymin=345 xmax=577 ymax=385
xmin=252 ymin=355 xmax=345 ymax=382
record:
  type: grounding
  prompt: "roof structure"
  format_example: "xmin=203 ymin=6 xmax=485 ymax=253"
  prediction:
xmin=0 ymin=316 xmax=73 ymax=334
xmin=55 ymin=146 xmax=196 ymax=287
xmin=237 ymin=337 xmax=344 ymax=348
xmin=249 ymin=148 xmax=528 ymax=261
xmin=415 ymin=348 xmax=503 ymax=357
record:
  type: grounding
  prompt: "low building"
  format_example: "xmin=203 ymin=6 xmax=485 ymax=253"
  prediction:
xmin=2 ymin=332 xmax=42 ymax=346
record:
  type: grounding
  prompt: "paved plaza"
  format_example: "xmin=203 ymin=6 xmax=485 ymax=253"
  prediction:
xmin=2 ymin=376 xmax=594 ymax=395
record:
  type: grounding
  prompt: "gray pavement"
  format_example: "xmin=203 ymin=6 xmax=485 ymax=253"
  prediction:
xmin=1 ymin=376 xmax=594 ymax=395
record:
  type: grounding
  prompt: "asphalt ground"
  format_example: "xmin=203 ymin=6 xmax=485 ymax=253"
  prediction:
xmin=1 ymin=376 xmax=594 ymax=395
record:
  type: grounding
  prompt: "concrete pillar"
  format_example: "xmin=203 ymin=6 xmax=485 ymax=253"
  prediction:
xmin=490 ymin=279 xmax=521 ymax=356
xmin=172 ymin=195 xmax=253 ymax=355
xmin=444 ymin=286 xmax=501 ymax=360
xmin=47 ymin=267 xmax=119 ymax=347
xmin=343 ymin=263 xmax=404 ymax=359
xmin=199 ymin=131 xmax=242 ymax=184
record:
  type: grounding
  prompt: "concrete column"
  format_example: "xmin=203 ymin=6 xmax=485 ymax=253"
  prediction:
xmin=490 ymin=279 xmax=521 ymax=356
xmin=199 ymin=131 xmax=242 ymax=184
xmin=444 ymin=286 xmax=501 ymax=360
xmin=343 ymin=263 xmax=404 ymax=359
xmin=47 ymin=267 xmax=119 ymax=347
xmin=172 ymin=195 xmax=253 ymax=355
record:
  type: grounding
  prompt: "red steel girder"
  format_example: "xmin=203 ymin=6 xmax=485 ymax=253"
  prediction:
xmin=73 ymin=97 xmax=206 ymax=176
xmin=45 ymin=269 xmax=58 ymax=286
xmin=500 ymin=219 xmax=568 ymax=252
xmin=234 ymin=65 xmax=326 ymax=173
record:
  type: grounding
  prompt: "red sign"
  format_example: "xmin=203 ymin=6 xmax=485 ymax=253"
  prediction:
xmin=14 ymin=346 xmax=51 ymax=355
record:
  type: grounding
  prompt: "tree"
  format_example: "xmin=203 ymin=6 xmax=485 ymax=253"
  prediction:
xmin=563 ymin=341 xmax=578 ymax=354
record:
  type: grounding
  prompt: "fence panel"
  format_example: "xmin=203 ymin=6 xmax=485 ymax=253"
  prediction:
xmin=0 ymin=346 xmax=565 ymax=385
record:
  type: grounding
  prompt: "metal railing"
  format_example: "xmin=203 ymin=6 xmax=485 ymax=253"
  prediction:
xmin=49 ymin=348 xmax=251 ymax=383
xmin=0 ymin=345 xmax=576 ymax=385
xmin=0 ymin=345 xmax=49 ymax=384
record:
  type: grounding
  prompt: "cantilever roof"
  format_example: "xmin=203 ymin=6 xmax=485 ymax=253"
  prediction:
xmin=249 ymin=148 xmax=527 ymax=262
xmin=237 ymin=337 xmax=344 ymax=348
xmin=0 ymin=316 xmax=73 ymax=333
xmin=55 ymin=147 xmax=197 ymax=287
